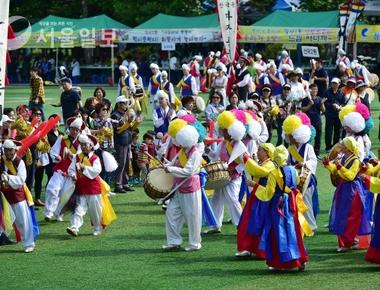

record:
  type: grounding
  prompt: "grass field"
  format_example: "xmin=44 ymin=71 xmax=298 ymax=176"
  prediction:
xmin=1 ymin=85 xmax=380 ymax=290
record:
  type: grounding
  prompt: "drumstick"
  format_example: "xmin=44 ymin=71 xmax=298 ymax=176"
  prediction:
xmin=144 ymin=152 xmax=164 ymax=167
xmin=159 ymin=176 xmax=192 ymax=203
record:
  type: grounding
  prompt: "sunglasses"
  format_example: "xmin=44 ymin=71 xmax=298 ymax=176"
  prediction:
xmin=216 ymin=68 xmax=222 ymax=71
xmin=101 ymin=108 xmax=109 ymax=111
xmin=212 ymin=96 xmax=220 ymax=99
xmin=33 ymin=112 xmax=42 ymax=115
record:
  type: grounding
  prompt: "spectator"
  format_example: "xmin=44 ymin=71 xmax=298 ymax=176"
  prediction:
xmin=53 ymin=78 xmax=82 ymax=124
xmin=324 ymin=78 xmax=344 ymax=152
xmin=29 ymin=67 xmax=46 ymax=121
xmin=71 ymin=57 xmax=80 ymax=84
xmin=226 ymin=92 xmax=239 ymax=111
xmin=205 ymin=91 xmax=224 ymax=122
xmin=355 ymin=80 xmax=370 ymax=110
xmin=310 ymin=59 xmax=328 ymax=98
xmin=137 ymin=132 xmax=155 ymax=185
xmin=301 ymin=83 xmax=326 ymax=158
xmin=212 ymin=63 xmax=228 ymax=106
xmin=288 ymin=70 xmax=306 ymax=113
xmin=177 ymin=96 xmax=195 ymax=117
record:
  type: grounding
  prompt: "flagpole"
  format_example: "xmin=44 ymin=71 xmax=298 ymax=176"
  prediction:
xmin=0 ymin=0 xmax=10 ymax=116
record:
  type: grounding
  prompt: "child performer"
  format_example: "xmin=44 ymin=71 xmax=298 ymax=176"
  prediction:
xmin=236 ymin=143 xmax=275 ymax=258
xmin=323 ymin=137 xmax=371 ymax=252
xmin=283 ymin=113 xmax=319 ymax=235
xmin=162 ymin=119 xmax=202 ymax=251
xmin=66 ymin=134 xmax=103 ymax=237
xmin=252 ymin=145 xmax=308 ymax=270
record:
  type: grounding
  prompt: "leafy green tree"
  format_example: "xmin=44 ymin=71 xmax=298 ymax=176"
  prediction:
xmin=299 ymin=0 xmax=341 ymax=12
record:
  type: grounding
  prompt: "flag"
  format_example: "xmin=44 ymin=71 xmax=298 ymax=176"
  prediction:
xmin=226 ymin=65 xmax=236 ymax=97
xmin=0 ymin=0 xmax=11 ymax=106
xmin=216 ymin=0 xmax=238 ymax=63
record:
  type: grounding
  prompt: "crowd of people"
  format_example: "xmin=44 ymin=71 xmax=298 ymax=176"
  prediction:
xmin=1 ymin=46 xmax=380 ymax=271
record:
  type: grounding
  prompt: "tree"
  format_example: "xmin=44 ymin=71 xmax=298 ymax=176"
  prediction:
xmin=299 ymin=0 xmax=341 ymax=11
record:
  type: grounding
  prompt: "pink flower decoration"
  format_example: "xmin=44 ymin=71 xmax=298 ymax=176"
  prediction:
xmin=231 ymin=109 xmax=247 ymax=124
xmin=355 ymin=102 xmax=370 ymax=120
xmin=180 ymin=114 xmax=196 ymax=124
xmin=296 ymin=112 xmax=311 ymax=127
xmin=244 ymin=109 xmax=257 ymax=120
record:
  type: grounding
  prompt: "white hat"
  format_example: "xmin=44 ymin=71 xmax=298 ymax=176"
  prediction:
xmin=215 ymin=51 xmax=221 ymax=58
xmin=68 ymin=118 xmax=83 ymax=129
xmin=150 ymin=63 xmax=159 ymax=70
xmin=216 ymin=63 xmax=227 ymax=73
xmin=281 ymin=50 xmax=288 ymax=57
xmin=267 ymin=61 xmax=277 ymax=70
xmin=78 ymin=134 xmax=98 ymax=147
xmin=255 ymin=53 xmax=262 ymax=60
xmin=161 ymin=70 xmax=168 ymax=77
xmin=3 ymin=139 xmax=18 ymax=150
xmin=294 ymin=67 xmax=303 ymax=75
xmin=156 ymin=90 xmax=169 ymax=100
xmin=119 ymin=65 xmax=128 ymax=71
xmin=182 ymin=64 xmax=190 ymax=71
xmin=331 ymin=77 xmax=341 ymax=84
xmin=116 ymin=95 xmax=128 ymax=103
xmin=338 ymin=48 xmax=346 ymax=56
xmin=254 ymin=63 xmax=264 ymax=71
xmin=209 ymin=51 xmax=215 ymax=57
xmin=351 ymin=60 xmax=360 ymax=69
xmin=129 ymin=62 xmax=137 ymax=71
xmin=194 ymin=55 xmax=202 ymax=61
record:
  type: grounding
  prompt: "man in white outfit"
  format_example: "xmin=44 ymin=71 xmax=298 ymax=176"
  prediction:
xmin=44 ymin=117 xmax=83 ymax=221
xmin=1 ymin=140 xmax=35 ymax=252
xmin=162 ymin=119 xmax=203 ymax=252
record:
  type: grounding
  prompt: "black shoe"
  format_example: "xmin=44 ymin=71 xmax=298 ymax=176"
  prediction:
xmin=0 ymin=233 xmax=16 ymax=246
xmin=123 ymin=185 xmax=135 ymax=192
xmin=115 ymin=187 xmax=127 ymax=193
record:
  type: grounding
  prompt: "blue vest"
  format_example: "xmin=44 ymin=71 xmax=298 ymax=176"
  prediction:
xmin=154 ymin=108 xmax=173 ymax=134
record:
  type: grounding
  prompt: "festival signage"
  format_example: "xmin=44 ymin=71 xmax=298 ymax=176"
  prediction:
xmin=239 ymin=26 xmax=340 ymax=44
xmin=356 ymin=24 xmax=380 ymax=43
xmin=301 ymin=46 xmax=320 ymax=58
xmin=217 ymin=0 xmax=238 ymax=62
xmin=0 ymin=0 xmax=10 ymax=113
xmin=121 ymin=29 xmax=221 ymax=44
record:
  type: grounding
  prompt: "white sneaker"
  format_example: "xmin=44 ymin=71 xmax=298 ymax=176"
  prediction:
xmin=235 ymin=250 xmax=252 ymax=257
xmin=56 ymin=215 xmax=64 ymax=222
xmin=24 ymin=246 xmax=34 ymax=253
xmin=185 ymin=244 xmax=202 ymax=252
xmin=162 ymin=244 xmax=181 ymax=251
xmin=108 ymin=191 xmax=116 ymax=196
xmin=44 ymin=214 xmax=53 ymax=222
xmin=93 ymin=230 xmax=102 ymax=236
xmin=66 ymin=227 xmax=78 ymax=237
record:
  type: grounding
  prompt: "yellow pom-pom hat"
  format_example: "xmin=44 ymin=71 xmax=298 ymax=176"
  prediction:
xmin=168 ymin=118 xmax=199 ymax=148
xmin=217 ymin=111 xmax=246 ymax=141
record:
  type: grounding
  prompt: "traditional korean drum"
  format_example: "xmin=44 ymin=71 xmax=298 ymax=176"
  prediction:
xmin=144 ymin=167 xmax=174 ymax=200
xmin=204 ymin=161 xmax=230 ymax=190
xmin=297 ymin=166 xmax=312 ymax=194
xmin=328 ymin=143 xmax=345 ymax=187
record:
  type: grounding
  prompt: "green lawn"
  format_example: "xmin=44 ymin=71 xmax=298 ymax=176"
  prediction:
xmin=1 ymin=86 xmax=380 ymax=290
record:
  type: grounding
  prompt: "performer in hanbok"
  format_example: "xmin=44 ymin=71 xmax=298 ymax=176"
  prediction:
xmin=362 ymin=171 xmax=380 ymax=263
xmin=177 ymin=64 xmax=198 ymax=98
xmin=44 ymin=117 xmax=83 ymax=221
xmin=253 ymin=64 xmax=268 ymax=96
xmin=352 ymin=60 xmax=370 ymax=86
xmin=253 ymin=145 xmax=308 ymax=270
xmin=116 ymin=65 xmax=129 ymax=97
xmin=234 ymin=56 xmax=252 ymax=101
xmin=255 ymin=53 xmax=266 ymax=69
xmin=160 ymin=70 xmax=177 ymax=109
xmin=162 ymin=119 xmax=203 ymax=251
xmin=147 ymin=63 xmax=161 ymax=106
xmin=206 ymin=111 xmax=247 ymax=233
xmin=1 ymin=140 xmax=37 ymax=253
xmin=153 ymin=91 xmax=176 ymax=135
xmin=189 ymin=55 xmax=202 ymax=91
xmin=236 ymin=143 xmax=275 ymax=258
xmin=278 ymin=50 xmax=294 ymax=74
xmin=283 ymin=113 xmax=319 ymax=235
xmin=267 ymin=62 xmax=285 ymax=98
xmin=127 ymin=62 xmax=146 ymax=114
xmin=66 ymin=134 xmax=103 ymax=237
xmin=323 ymin=136 xmax=371 ymax=252
xmin=336 ymin=49 xmax=351 ymax=68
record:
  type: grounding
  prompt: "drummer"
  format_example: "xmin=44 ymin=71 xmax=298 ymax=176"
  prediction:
xmin=283 ymin=113 xmax=319 ymax=236
xmin=162 ymin=119 xmax=203 ymax=252
xmin=206 ymin=111 xmax=247 ymax=233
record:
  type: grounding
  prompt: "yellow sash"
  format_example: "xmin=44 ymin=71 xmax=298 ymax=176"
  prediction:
xmin=63 ymin=136 xmax=78 ymax=155
xmin=3 ymin=156 xmax=34 ymax=206
xmin=1 ymin=193 xmax=14 ymax=235
xmin=288 ymin=145 xmax=304 ymax=163
xmin=178 ymin=148 xmax=205 ymax=168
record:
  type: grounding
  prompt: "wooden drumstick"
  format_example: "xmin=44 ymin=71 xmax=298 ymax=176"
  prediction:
xmin=144 ymin=152 xmax=164 ymax=167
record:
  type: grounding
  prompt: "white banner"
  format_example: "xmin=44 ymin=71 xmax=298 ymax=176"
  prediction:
xmin=121 ymin=29 xmax=221 ymax=44
xmin=217 ymin=0 xmax=238 ymax=62
xmin=0 ymin=0 xmax=10 ymax=114
xmin=301 ymin=46 xmax=320 ymax=58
